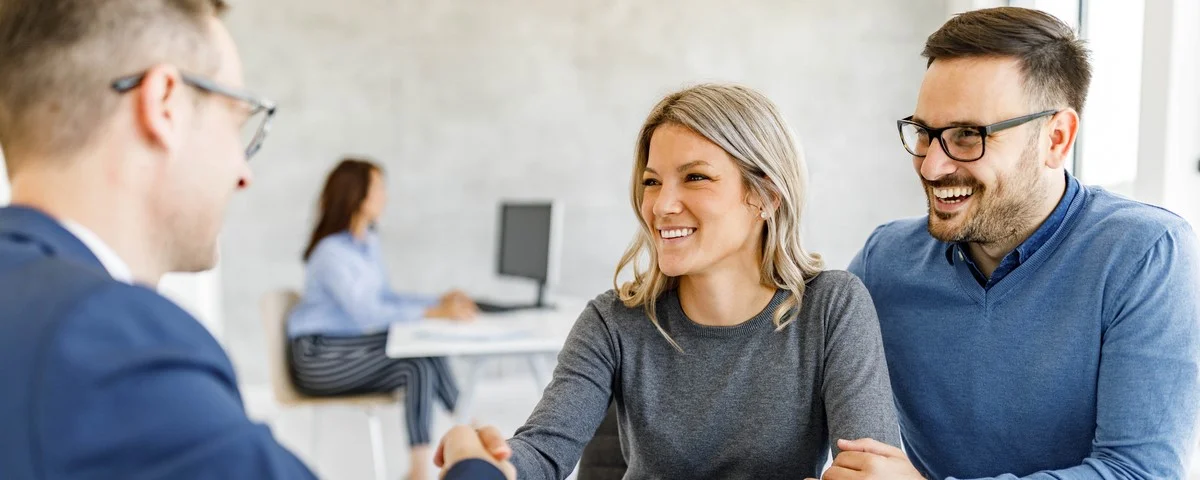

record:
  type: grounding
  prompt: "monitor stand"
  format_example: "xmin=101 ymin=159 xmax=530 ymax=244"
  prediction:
xmin=475 ymin=280 xmax=553 ymax=313
xmin=532 ymin=279 xmax=549 ymax=309
xmin=507 ymin=279 xmax=553 ymax=310
xmin=533 ymin=280 xmax=552 ymax=310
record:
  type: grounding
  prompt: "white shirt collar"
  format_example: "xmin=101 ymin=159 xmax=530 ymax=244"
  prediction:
xmin=59 ymin=219 xmax=134 ymax=284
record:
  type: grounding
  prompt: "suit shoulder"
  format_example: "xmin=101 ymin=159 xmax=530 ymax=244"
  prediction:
xmin=43 ymin=281 xmax=227 ymax=383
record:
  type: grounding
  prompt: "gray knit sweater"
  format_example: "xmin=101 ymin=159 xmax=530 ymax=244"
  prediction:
xmin=508 ymin=270 xmax=901 ymax=479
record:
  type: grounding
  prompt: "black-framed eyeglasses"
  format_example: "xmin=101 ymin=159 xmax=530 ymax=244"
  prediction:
xmin=111 ymin=71 xmax=277 ymax=159
xmin=897 ymin=110 xmax=1057 ymax=162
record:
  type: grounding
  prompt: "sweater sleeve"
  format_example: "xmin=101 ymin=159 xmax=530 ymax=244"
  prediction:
xmin=820 ymin=273 xmax=903 ymax=456
xmin=508 ymin=301 xmax=619 ymax=480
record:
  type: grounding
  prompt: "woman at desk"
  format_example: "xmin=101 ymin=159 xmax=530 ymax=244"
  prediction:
xmin=436 ymin=84 xmax=900 ymax=479
xmin=288 ymin=158 xmax=477 ymax=480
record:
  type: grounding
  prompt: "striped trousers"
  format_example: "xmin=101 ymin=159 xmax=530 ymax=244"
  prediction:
xmin=290 ymin=332 xmax=459 ymax=446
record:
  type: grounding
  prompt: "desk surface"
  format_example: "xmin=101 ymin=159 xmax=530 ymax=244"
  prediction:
xmin=385 ymin=300 xmax=585 ymax=358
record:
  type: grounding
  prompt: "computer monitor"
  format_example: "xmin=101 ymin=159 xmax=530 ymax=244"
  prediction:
xmin=495 ymin=201 xmax=561 ymax=308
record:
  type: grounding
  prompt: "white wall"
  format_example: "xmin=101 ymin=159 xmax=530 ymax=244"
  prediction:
xmin=159 ymin=270 xmax=225 ymax=340
xmin=947 ymin=0 xmax=1006 ymax=15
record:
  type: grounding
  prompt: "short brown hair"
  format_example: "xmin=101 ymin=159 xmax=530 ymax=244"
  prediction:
xmin=923 ymin=7 xmax=1092 ymax=114
xmin=0 ymin=0 xmax=227 ymax=164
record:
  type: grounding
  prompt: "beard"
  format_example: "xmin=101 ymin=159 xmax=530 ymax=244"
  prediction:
xmin=925 ymin=138 xmax=1045 ymax=246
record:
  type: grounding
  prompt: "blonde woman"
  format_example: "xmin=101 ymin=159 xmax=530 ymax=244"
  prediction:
xmin=437 ymin=84 xmax=900 ymax=479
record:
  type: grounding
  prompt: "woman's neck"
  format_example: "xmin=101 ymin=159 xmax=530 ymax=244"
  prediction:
xmin=349 ymin=216 xmax=370 ymax=240
xmin=677 ymin=266 xmax=776 ymax=327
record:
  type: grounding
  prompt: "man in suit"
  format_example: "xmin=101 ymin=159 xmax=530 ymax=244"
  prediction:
xmin=0 ymin=0 xmax=512 ymax=478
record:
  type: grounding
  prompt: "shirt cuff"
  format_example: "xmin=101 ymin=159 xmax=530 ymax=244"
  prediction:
xmin=444 ymin=458 xmax=506 ymax=480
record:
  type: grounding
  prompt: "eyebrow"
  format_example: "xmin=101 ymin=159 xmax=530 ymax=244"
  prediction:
xmin=644 ymin=160 xmax=713 ymax=175
xmin=909 ymin=115 xmax=985 ymax=128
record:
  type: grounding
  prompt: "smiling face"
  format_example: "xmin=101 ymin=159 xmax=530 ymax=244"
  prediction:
xmin=639 ymin=123 xmax=766 ymax=279
xmin=912 ymin=56 xmax=1050 ymax=244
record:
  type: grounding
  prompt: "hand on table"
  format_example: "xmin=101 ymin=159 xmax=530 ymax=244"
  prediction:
xmin=441 ymin=289 xmax=473 ymax=305
xmin=428 ymin=291 xmax=478 ymax=321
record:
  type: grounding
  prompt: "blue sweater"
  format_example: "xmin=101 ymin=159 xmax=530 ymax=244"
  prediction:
xmin=849 ymin=183 xmax=1200 ymax=479
xmin=288 ymin=231 xmax=437 ymax=338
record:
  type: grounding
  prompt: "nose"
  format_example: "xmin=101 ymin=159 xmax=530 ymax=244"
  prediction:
xmin=918 ymin=138 xmax=958 ymax=182
xmin=651 ymin=182 xmax=683 ymax=219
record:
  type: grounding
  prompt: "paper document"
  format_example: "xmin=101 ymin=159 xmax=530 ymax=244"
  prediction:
xmin=410 ymin=319 xmax=534 ymax=342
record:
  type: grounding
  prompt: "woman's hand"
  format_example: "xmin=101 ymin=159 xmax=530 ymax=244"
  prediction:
xmin=440 ymin=289 xmax=472 ymax=305
xmin=427 ymin=292 xmax=478 ymax=321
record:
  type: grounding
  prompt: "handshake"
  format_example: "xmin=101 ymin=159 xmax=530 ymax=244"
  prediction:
xmin=434 ymin=425 xmax=517 ymax=480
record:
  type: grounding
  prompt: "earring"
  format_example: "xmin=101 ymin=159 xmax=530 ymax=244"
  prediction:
xmin=760 ymin=210 xmax=770 ymax=220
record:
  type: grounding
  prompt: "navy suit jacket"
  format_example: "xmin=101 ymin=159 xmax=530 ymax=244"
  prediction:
xmin=0 ymin=206 xmax=504 ymax=480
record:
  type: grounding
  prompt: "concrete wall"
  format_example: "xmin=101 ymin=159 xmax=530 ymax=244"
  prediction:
xmin=220 ymin=0 xmax=943 ymax=384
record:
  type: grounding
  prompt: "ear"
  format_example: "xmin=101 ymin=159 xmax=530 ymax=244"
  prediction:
xmin=133 ymin=64 xmax=191 ymax=158
xmin=744 ymin=181 xmax=781 ymax=218
xmin=1044 ymin=109 xmax=1080 ymax=170
xmin=744 ymin=191 xmax=767 ymax=213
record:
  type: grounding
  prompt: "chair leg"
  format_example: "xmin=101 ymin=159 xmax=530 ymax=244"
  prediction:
xmin=454 ymin=357 xmax=484 ymax=423
xmin=309 ymin=406 xmax=321 ymax=471
xmin=527 ymin=354 xmax=550 ymax=390
xmin=367 ymin=406 xmax=387 ymax=480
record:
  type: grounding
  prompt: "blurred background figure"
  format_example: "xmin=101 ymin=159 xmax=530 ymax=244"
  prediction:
xmin=288 ymin=158 xmax=476 ymax=480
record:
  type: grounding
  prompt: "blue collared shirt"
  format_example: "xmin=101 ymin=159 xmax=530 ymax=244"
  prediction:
xmin=948 ymin=172 xmax=1080 ymax=289
xmin=287 ymin=231 xmax=436 ymax=338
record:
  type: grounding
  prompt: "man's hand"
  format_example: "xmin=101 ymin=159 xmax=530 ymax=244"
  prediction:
xmin=806 ymin=438 xmax=924 ymax=480
xmin=434 ymin=425 xmax=515 ymax=480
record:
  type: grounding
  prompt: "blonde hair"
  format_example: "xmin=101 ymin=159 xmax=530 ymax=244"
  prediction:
xmin=614 ymin=83 xmax=824 ymax=350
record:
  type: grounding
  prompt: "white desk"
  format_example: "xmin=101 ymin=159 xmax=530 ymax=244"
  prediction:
xmin=385 ymin=301 xmax=584 ymax=416
xmin=384 ymin=302 xmax=582 ymax=358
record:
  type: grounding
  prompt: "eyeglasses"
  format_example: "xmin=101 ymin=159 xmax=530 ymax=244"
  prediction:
xmin=897 ymin=110 xmax=1057 ymax=162
xmin=111 ymin=71 xmax=277 ymax=159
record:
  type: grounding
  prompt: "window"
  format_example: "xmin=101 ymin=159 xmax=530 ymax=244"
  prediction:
xmin=1010 ymin=1 xmax=1146 ymax=197
xmin=1075 ymin=1 xmax=1145 ymax=195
